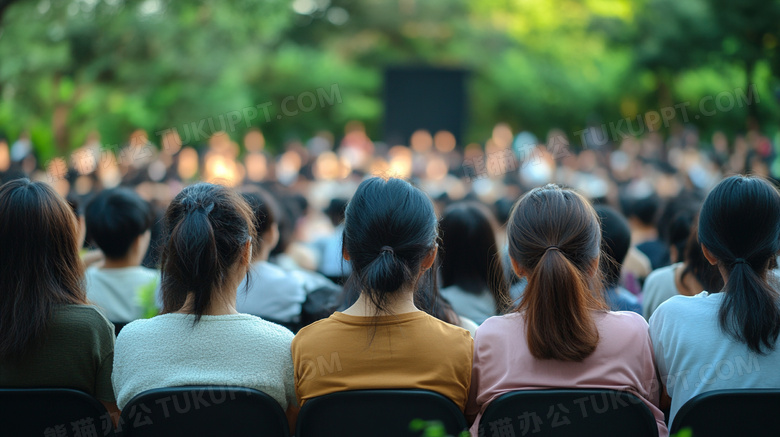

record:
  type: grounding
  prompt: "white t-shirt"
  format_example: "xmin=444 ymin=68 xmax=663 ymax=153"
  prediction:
xmin=642 ymin=263 xmax=681 ymax=321
xmin=237 ymin=261 xmax=307 ymax=323
xmin=85 ymin=266 xmax=160 ymax=323
xmin=649 ymin=291 xmax=780 ymax=425
xmin=113 ymin=313 xmax=297 ymax=410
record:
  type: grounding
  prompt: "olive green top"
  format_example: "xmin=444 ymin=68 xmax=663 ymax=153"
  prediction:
xmin=0 ymin=304 xmax=115 ymax=402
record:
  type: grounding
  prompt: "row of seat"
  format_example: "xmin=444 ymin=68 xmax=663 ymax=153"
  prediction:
xmin=1 ymin=386 xmax=778 ymax=436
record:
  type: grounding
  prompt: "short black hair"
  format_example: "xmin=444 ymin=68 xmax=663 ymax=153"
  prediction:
xmin=85 ymin=188 xmax=154 ymax=259
xmin=622 ymin=193 xmax=660 ymax=226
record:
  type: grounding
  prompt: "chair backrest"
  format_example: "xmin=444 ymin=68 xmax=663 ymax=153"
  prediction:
xmin=117 ymin=386 xmax=289 ymax=437
xmin=296 ymin=389 xmax=468 ymax=437
xmin=0 ymin=388 xmax=115 ymax=436
xmin=670 ymin=389 xmax=780 ymax=436
xmin=479 ymin=389 xmax=658 ymax=437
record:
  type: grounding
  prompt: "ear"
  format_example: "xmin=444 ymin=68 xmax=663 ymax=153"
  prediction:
xmin=420 ymin=245 xmax=438 ymax=271
xmin=701 ymin=244 xmax=719 ymax=266
xmin=244 ymin=238 xmax=253 ymax=266
xmin=342 ymin=245 xmax=350 ymax=261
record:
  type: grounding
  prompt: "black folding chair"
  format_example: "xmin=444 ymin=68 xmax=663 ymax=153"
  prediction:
xmin=117 ymin=386 xmax=289 ymax=437
xmin=670 ymin=389 xmax=780 ymax=437
xmin=295 ymin=389 xmax=468 ymax=437
xmin=0 ymin=388 xmax=116 ymax=436
xmin=479 ymin=389 xmax=658 ymax=437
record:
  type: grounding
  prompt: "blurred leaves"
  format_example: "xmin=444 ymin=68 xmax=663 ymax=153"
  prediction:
xmin=0 ymin=0 xmax=778 ymax=160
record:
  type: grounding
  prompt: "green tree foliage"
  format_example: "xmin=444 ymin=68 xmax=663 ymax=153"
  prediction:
xmin=0 ymin=0 xmax=778 ymax=160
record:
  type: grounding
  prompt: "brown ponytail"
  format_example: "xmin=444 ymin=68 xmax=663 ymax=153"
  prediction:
xmin=508 ymin=184 xmax=606 ymax=362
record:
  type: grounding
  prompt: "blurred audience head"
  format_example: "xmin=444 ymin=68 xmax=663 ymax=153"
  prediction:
xmin=85 ymin=187 xmax=154 ymax=263
xmin=439 ymin=201 xmax=510 ymax=313
xmin=594 ymin=205 xmax=630 ymax=289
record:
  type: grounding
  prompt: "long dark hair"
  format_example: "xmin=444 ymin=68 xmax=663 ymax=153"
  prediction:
xmin=342 ymin=177 xmax=438 ymax=315
xmin=698 ymin=175 xmax=780 ymax=354
xmin=160 ymin=183 xmax=255 ymax=321
xmin=508 ymin=184 xmax=606 ymax=362
xmin=439 ymin=202 xmax=511 ymax=314
xmin=0 ymin=179 xmax=87 ymax=359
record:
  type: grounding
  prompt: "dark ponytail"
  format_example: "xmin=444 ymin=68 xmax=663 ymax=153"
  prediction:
xmin=342 ymin=177 xmax=438 ymax=315
xmin=160 ymin=183 xmax=255 ymax=321
xmin=508 ymin=184 xmax=606 ymax=362
xmin=698 ymin=175 xmax=780 ymax=354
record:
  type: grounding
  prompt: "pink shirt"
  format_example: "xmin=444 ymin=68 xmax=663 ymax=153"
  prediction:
xmin=466 ymin=311 xmax=668 ymax=437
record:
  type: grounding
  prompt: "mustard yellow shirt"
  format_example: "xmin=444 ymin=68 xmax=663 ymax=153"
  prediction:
xmin=292 ymin=311 xmax=473 ymax=411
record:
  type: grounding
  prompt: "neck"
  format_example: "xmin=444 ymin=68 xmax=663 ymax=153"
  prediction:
xmin=102 ymin=256 xmax=138 ymax=269
xmin=342 ymin=288 xmax=418 ymax=317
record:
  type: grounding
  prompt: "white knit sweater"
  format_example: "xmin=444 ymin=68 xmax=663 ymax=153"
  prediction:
xmin=113 ymin=313 xmax=296 ymax=410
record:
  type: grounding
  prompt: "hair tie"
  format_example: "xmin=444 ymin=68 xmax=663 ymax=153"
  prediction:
xmin=733 ymin=258 xmax=748 ymax=266
xmin=545 ymin=245 xmax=560 ymax=252
xmin=380 ymin=246 xmax=394 ymax=255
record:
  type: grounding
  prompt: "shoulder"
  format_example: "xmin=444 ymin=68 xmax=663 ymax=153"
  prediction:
xmin=644 ymin=263 xmax=678 ymax=286
xmin=475 ymin=313 xmax=523 ymax=342
xmin=54 ymin=304 xmax=115 ymax=342
xmin=601 ymin=310 xmax=648 ymax=332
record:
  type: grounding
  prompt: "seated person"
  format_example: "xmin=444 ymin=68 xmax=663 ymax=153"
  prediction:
xmin=0 ymin=179 xmax=116 ymax=416
xmin=84 ymin=188 xmax=159 ymax=324
xmin=292 ymin=177 xmax=473 ymax=411
xmin=594 ymin=205 xmax=642 ymax=314
xmin=237 ymin=190 xmax=306 ymax=328
xmin=466 ymin=185 xmax=667 ymax=437
xmin=112 ymin=183 xmax=297 ymax=423
xmin=650 ymin=175 xmax=780 ymax=425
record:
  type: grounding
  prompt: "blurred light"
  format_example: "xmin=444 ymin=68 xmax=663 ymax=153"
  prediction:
xmin=464 ymin=143 xmax=483 ymax=159
xmin=160 ymin=129 xmax=182 ymax=155
xmin=292 ymin=0 xmax=317 ymax=15
xmin=37 ymin=0 xmax=50 ymax=15
xmin=277 ymin=150 xmax=303 ymax=185
xmin=177 ymin=147 xmax=199 ymax=180
xmin=410 ymin=130 xmax=433 ymax=153
xmin=314 ymin=152 xmax=340 ymax=180
xmin=74 ymin=176 xmax=93 ymax=195
xmin=327 ymin=7 xmax=349 ymax=25
xmin=492 ymin=123 xmax=513 ymax=148
xmin=434 ymin=130 xmax=456 ymax=153
xmin=388 ymin=146 xmax=413 ymax=179
xmin=46 ymin=158 xmax=68 ymax=182
xmin=148 ymin=160 xmax=167 ymax=181
xmin=139 ymin=0 xmax=163 ymax=16
xmin=204 ymin=154 xmax=240 ymax=187
xmin=0 ymin=142 xmax=10 ymax=172
xmin=369 ymin=157 xmax=390 ymax=176
xmin=245 ymin=152 xmax=268 ymax=182
xmin=244 ymin=129 xmax=265 ymax=152
xmin=425 ymin=156 xmax=448 ymax=181
xmin=71 ymin=147 xmax=97 ymax=175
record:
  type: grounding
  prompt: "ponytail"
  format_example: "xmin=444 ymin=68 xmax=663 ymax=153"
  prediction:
xmin=164 ymin=207 xmax=219 ymax=320
xmin=520 ymin=248 xmax=603 ymax=361
xmin=698 ymin=175 xmax=780 ymax=355
xmin=718 ymin=259 xmax=780 ymax=354
xmin=160 ymin=183 xmax=254 ymax=321
xmin=361 ymin=248 xmax=412 ymax=310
